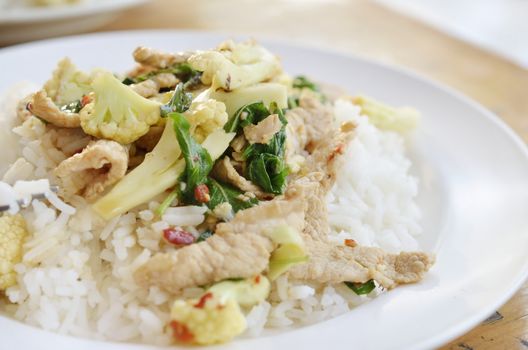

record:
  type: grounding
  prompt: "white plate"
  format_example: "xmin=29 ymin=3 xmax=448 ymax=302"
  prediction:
xmin=1 ymin=30 xmax=528 ymax=350
xmin=0 ymin=0 xmax=147 ymax=45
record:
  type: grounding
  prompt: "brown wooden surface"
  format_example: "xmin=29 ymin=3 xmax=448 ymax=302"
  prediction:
xmin=102 ymin=0 xmax=527 ymax=348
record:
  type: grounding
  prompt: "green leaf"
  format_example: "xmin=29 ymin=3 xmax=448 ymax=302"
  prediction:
xmin=207 ymin=178 xmax=258 ymax=213
xmin=170 ymin=112 xmax=213 ymax=203
xmin=197 ymin=230 xmax=213 ymax=242
xmin=292 ymin=75 xmax=319 ymax=91
xmin=59 ymin=99 xmax=83 ymax=114
xmin=247 ymin=153 xmax=288 ymax=194
xmin=224 ymin=102 xmax=271 ymax=133
xmin=161 ymin=83 xmax=192 ymax=117
xmin=344 ymin=280 xmax=376 ymax=295
xmin=155 ymin=186 xmax=180 ymax=216
xmin=123 ymin=63 xmax=201 ymax=86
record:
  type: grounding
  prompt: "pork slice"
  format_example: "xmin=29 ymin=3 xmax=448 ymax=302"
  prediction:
xmin=133 ymin=46 xmax=193 ymax=69
xmin=134 ymin=232 xmax=273 ymax=293
xmin=54 ymin=140 xmax=128 ymax=200
xmin=287 ymin=177 xmax=434 ymax=288
xmin=289 ymin=237 xmax=434 ymax=289
xmin=243 ymin=113 xmax=282 ymax=145
xmin=211 ymin=157 xmax=268 ymax=199
xmin=134 ymin=194 xmax=305 ymax=293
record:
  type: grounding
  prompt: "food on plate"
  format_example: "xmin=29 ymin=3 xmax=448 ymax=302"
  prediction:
xmin=0 ymin=39 xmax=434 ymax=345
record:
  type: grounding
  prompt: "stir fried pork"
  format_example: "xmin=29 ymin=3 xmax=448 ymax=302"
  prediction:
xmin=28 ymin=90 xmax=81 ymax=128
xmin=133 ymin=46 xmax=193 ymax=69
xmin=243 ymin=113 xmax=282 ymax=145
xmin=134 ymin=197 xmax=305 ymax=293
xmin=211 ymin=157 xmax=267 ymax=199
xmin=286 ymin=121 xmax=434 ymax=288
xmin=130 ymin=73 xmax=179 ymax=98
xmin=287 ymin=179 xmax=434 ymax=288
xmin=54 ymin=140 xmax=128 ymax=200
xmin=285 ymin=95 xmax=335 ymax=159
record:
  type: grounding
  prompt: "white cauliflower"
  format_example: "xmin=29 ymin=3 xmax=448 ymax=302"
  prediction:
xmin=184 ymin=99 xmax=228 ymax=143
xmin=0 ymin=214 xmax=28 ymax=290
xmin=43 ymin=57 xmax=92 ymax=106
xmin=80 ymin=71 xmax=161 ymax=144
xmin=189 ymin=40 xmax=282 ymax=91
xmin=351 ymin=95 xmax=420 ymax=132
xmin=169 ymin=275 xmax=270 ymax=345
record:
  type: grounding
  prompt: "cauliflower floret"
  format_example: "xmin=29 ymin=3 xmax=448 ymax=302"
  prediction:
xmin=185 ymin=99 xmax=228 ymax=143
xmin=169 ymin=275 xmax=270 ymax=345
xmin=0 ymin=214 xmax=28 ymax=290
xmin=350 ymin=95 xmax=420 ymax=132
xmin=43 ymin=57 xmax=92 ymax=106
xmin=170 ymin=296 xmax=245 ymax=345
xmin=80 ymin=71 xmax=161 ymax=144
xmin=189 ymin=40 xmax=281 ymax=91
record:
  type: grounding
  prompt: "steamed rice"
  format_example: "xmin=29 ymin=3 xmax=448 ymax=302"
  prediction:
xmin=0 ymin=84 xmax=421 ymax=344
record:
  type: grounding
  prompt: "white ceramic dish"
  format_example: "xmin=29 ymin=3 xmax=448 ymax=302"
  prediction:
xmin=0 ymin=0 xmax=147 ymax=45
xmin=1 ymin=30 xmax=528 ymax=350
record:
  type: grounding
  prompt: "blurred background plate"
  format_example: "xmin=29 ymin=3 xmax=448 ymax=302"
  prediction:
xmin=0 ymin=0 xmax=148 ymax=45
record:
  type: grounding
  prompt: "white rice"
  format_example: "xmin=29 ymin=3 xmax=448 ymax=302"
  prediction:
xmin=0 ymin=84 xmax=422 ymax=344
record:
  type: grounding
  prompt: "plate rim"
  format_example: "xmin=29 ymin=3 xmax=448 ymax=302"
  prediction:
xmin=0 ymin=0 xmax=148 ymax=24
xmin=1 ymin=29 xmax=528 ymax=350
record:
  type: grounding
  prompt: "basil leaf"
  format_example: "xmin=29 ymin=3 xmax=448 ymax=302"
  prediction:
xmin=207 ymin=178 xmax=258 ymax=213
xmin=161 ymin=83 xmax=192 ymax=117
xmin=197 ymin=230 xmax=213 ymax=242
xmin=344 ymin=280 xmax=376 ymax=295
xmin=292 ymin=75 xmax=319 ymax=91
xmin=224 ymin=101 xmax=270 ymax=133
xmin=123 ymin=62 xmax=201 ymax=86
xmin=60 ymin=99 xmax=82 ymax=114
xmin=247 ymin=153 xmax=288 ymax=194
xmin=170 ymin=112 xmax=213 ymax=203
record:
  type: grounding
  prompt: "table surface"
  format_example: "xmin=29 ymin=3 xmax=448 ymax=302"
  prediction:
xmin=71 ymin=0 xmax=528 ymax=348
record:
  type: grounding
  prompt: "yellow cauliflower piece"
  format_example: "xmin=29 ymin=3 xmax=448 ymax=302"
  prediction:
xmin=80 ymin=71 xmax=161 ymax=144
xmin=170 ymin=295 xmax=246 ymax=345
xmin=169 ymin=275 xmax=270 ymax=345
xmin=185 ymin=99 xmax=228 ymax=143
xmin=0 ymin=214 xmax=28 ymax=290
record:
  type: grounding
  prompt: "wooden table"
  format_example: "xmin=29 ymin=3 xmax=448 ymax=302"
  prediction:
xmin=102 ymin=0 xmax=527 ymax=348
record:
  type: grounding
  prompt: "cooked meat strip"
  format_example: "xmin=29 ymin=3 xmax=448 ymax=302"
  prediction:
xmin=130 ymin=79 xmax=159 ymax=98
xmin=135 ymin=233 xmax=273 ymax=294
xmin=211 ymin=157 xmax=268 ymax=199
xmin=285 ymin=114 xmax=433 ymax=288
xmin=297 ymin=120 xmax=356 ymax=192
xmin=290 ymin=236 xmax=434 ymax=288
xmin=28 ymin=90 xmax=80 ymax=128
xmin=135 ymin=125 xmax=164 ymax=152
xmin=54 ymin=140 xmax=128 ymax=200
xmin=286 ymin=95 xmax=335 ymax=157
xmin=133 ymin=46 xmax=193 ymax=69
xmin=243 ymin=113 xmax=282 ymax=144
xmin=134 ymin=195 xmax=305 ymax=293
xmin=130 ymin=73 xmax=179 ymax=98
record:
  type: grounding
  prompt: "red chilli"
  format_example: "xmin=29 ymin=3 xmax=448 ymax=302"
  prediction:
xmin=328 ymin=143 xmax=346 ymax=161
xmin=81 ymin=95 xmax=92 ymax=107
xmin=163 ymin=227 xmax=195 ymax=246
xmin=194 ymin=292 xmax=213 ymax=309
xmin=254 ymin=275 xmax=261 ymax=284
xmin=194 ymin=184 xmax=210 ymax=203
xmin=170 ymin=320 xmax=194 ymax=343
xmin=344 ymin=239 xmax=357 ymax=248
